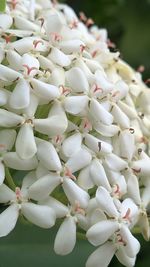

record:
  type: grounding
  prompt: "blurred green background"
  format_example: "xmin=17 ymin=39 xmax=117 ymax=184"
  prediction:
xmin=0 ymin=0 xmax=150 ymax=266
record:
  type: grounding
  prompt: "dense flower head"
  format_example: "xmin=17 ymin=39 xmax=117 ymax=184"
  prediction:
xmin=0 ymin=0 xmax=150 ymax=266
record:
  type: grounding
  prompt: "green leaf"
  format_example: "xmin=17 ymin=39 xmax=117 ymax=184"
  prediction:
xmin=0 ymin=0 xmax=6 ymax=12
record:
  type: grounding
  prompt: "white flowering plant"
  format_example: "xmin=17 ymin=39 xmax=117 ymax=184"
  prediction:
xmin=0 ymin=0 xmax=150 ymax=266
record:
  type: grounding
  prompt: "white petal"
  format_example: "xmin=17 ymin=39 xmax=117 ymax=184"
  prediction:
xmin=21 ymin=171 xmax=37 ymax=198
xmin=105 ymin=153 xmax=127 ymax=171
xmin=64 ymin=95 xmax=89 ymax=115
xmin=0 ymin=14 xmax=13 ymax=30
xmin=87 ymin=220 xmax=119 ymax=246
xmin=131 ymin=159 xmax=150 ymax=176
xmin=0 ymin=184 xmax=16 ymax=203
xmin=127 ymin=174 xmax=141 ymax=205
xmin=96 ymin=187 xmax=118 ymax=217
xmin=0 ymin=161 xmax=5 ymax=185
xmin=78 ymin=165 xmax=94 ymax=190
xmin=85 ymin=133 xmax=112 ymax=155
xmin=118 ymin=101 xmax=137 ymax=119
xmin=86 ymin=242 xmax=115 ymax=267
xmin=48 ymin=48 xmax=71 ymax=67
xmin=0 ymin=89 xmax=8 ymax=106
xmin=9 ymin=78 xmax=30 ymax=109
xmin=0 ymin=204 xmax=19 ymax=237
xmin=119 ymin=129 xmax=135 ymax=161
xmin=90 ymin=159 xmax=111 ymax=191
xmin=121 ymin=198 xmax=138 ymax=223
xmin=28 ymin=173 xmax=61 ymax=200
xmin=22 ymin=53 xmax=39 ymax=76
xmin=12 ymin=38 xmax=33 ymax=54
xmin=15 ymin=16 xmax=40 ymax=31
xmin=62 ymin=133 xmax=82 ymax=157
xmin=66 ymin=67 xmax=89 ymax=93
xmin=23 ymin=92 xmax=39 ymax=117
xmin=0 ymin=109 xmax=23 ymax=127
xmin=39 ymin=197 xmax=68 ymax=218
xmin=116 ymin=247 xmax=136 ymax=267
xmin=90 ymin=98 xmax=113 ymax=126
xmin=54 ymin=216 xmax=76 ymax=255
xmin=93 ymin=121 xmax=119 ymax=137
xmin=6 ymin=50 xmax=22 ymax=71
xmin=37 ymin=140 xmax=61 ymax=171
xmin=45 ymin=14 xmax=63 ymax=36
xmin=66 ymin=147 xmax=92 ymax=173
xmin=21 ymin=203 xmax=56 ymax=228
xmin=0 ymin=64 xmax=22 ymax=81
xmin=3 ymin=152 xmax=38 ymax=170
xmin=111 ymin=104 xmax=130 ymax=128
xmin=16 ymin=124 xmax=37 ymax=159
xmin=59 ymin=40 xmax=85 ymax=54
xmin=119 ymin=226 xmax=140 ymax=258
xmin=63 ymin=177 xmax=90 ymax=208
xmin=31 ymin=78 xmax=60 ymax=101
xmin=0 ymin=129 xmax=16 ymax=151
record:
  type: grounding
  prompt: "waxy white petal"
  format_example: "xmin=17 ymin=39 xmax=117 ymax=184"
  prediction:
xmin=119 ymin=129 xmax=135 ymax=160
xmin=45 ymin=14 xmax=63 ymax=36
xmin=105 ymin=153 xmax=127 ymax=171
xmin=90 ymin=98 xmax=113 ymax=125
xmin=66 ymin=147 xmax=92 ymax=173
xmin=86 ymin=242 xmax=116 ymax=267
xmin=0 ymin=64 xmax=22 ymax=81
xmin=48 ymin=48 xmax=71 ymax=67
xmin=0 ymin=109 xmax=23 ymax=127
xmin=66 ymin=67 xmax=89 ymax=92
xmin=96 ymin=187 xmax=118 ymax=217
xmin=0 ymin=129 xmax=16 ymax=151
xmin=28 ymin=173 xmax=61 ymax=200
xmin=16 ymin=123 xmax=37 ymax=159
xmin=62 ymin=133 xmax=82 ymax=157
xmin=90 ymin=159 xmax=111 ymax=191
xmin=3 ymin=152 xmax=38 ymax=170
xmin=0 ymin=204 xmax=19 ymax=237
xmin=59 ymin=40 xmax=85 ymax=54
xmin=14 ymin=16 xmax=40 ymax=31
xmin=40 ymin=197 xmax=68 ymax=218
xmin=31 ymin=78 xmax=60 ymax=101
xmin=87 ymin=220 xmax=119 ymax=246
xmin=116 ymin=247 xmax=136 ymax=267
xmin=64 ymin=95 xmax=89 ymax=115
xmin=85 ymin=133 xmax=112 ymax=155
xmin=0 ymin=89 xmax=8 ymax=106
xmin=9 ymin=78 xmax=30 ymax=109
xmin=54 ymin=216 xmax=76 ymax=255
xmin=37 ymin=141 xmax=62 ymax=171
xmin=78 ymin=165 xmax=94 ymax=190
xmin=111 ymin=104 xmax=130 ymax=128
xmin=0 ymin=184 xmax=16 ymax=203
xmin=63 ymin=177 xmax=90 ymax=208
xmin=127 ymin=174 xmax=141 ymax=205
xmin=0 ymin=161 xmax=5 ymax=185
xmin=21 ymin=202 xmax=56 ymax=228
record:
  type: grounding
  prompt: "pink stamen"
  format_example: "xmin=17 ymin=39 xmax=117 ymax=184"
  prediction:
xmin=92 ymin=84 xmax=103 ymax=94
xmin=107 ymin=39 xmax=116 ymax=49
xmin=10 ymin=0 xmax=18 ymax=9
xmin=15 ymin=187 xmax=21 ymax=200
xmin=117 ymin=233 xmax=127 ymax=246
xmin=38 ymin=18 xmax=45 ymax=28
xmin=33 ymin=40 xmax=44 ymax=49
xmin=2 ymin=33 xmax=14 ymax=44
xmin=92 ymin=50 xmax=99 ymax=58
xmin=83 ymin=118 xmax=92 ymax=131
xmin=50 ymin=32 xmax=62 ymax=42
xmin=122 ymin=208 xmax=131 ymax=222
xmin=23 ymin=65 xmax=38 ymax=75
xmin=111 ymin=91 xmax=120 ymax=98
xmin=65 ymin=167 xmax=76 ymax=181
xmin=69 ymin=20 xmax=79 ymax=29
xmin=60 ymin=85 xmax=71 ymax=96
xmin=132 ymin=168 xmax=141 ymax=174
xmin=74 ymin=201 xmax=85 ymax=216
xmin=55 ymin=135 xmax=62 ymax=144
xmin=114 ymin=184 xmax=120 ymax=194
xmin=86 ymin=18 xmax=94 ymax=27
xmin=137 ymin=65 xmax=145 ymax=73
xmin=79 ymin=12 xmax=87 ymax=23
xmin=140 ymin=136 xmax=148 ymax=144
xmin=145 ymin=78 xmax=150 ymax=85
xmin=80 ymin=45 xmax=86 ymax=53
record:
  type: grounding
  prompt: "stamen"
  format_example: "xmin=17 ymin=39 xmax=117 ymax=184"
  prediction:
xmin=50 ymin=32 xmax=62 ymax=42
xmin=79 ymin=12 xmax=87 ymax=22
xmin=15 ymin=187 xmax=21 ymax=200
xmin=140 ymin=136 xmax=148 ymax=144
xmin=111 ymin=91 xmax=120 ymax=98
xmin=2 ymin=33 xmax=14 ymax=44
xmin=92 ymin=50 xmax=99 ymax=58
xmin=92 ymin=84 xmax=103 ymax=94
xmin=65 ymin=167 xmax=76 ymax=181
xmin=33 ymin=40 xmax=44 ymax=49
xmin=23 ymin=64 xmax=38 ymax=75
xmin=123 ymin=208 xmax=131 ymax=221
xmin=129 ymin=128 xmax=135 ymax=134
xmin=116 ymin=233 xmax=127 ymax=246
xmin=86 ymin=18 xmax=94 ymax=27
xmin=55 ymin=135 xmax=62 ymax=144
xmin=83 ymin=118 xmax=92 ymax=131
xmin=69 ymin=20 xmax=79 ymax=29
xmin=74 ymin=201 xmax=86 ymax=216
xmin=38 ymin=18 xmax=45 ymax=28
xmin=80 ymin=45 xmax=86 ymax=53
xmin=98 ymin=141 xmax=101 ymax=152
xmin=107 ymin=39 xmax=116 ymax=49
xmin=132 ymin=168 xmax=141 ymax=174
xmin=137 ymin=65 xmax=145 ymax=73
xmin=60 ymin=85 xmax=71 ymax=96
xmin=10 ymin=0 xmax=18 ymax=9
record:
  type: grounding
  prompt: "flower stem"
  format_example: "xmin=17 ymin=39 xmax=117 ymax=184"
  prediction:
xmin=5 ymin=167 xmax=16 ymax=191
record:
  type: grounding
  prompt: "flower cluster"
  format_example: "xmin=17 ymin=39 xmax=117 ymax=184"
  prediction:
xmin=0 ymin=0 xmax=150 ymax=266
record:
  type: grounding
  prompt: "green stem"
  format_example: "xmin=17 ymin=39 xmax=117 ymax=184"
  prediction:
xmin=5 ymin=167 xmax=16 ymax=191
